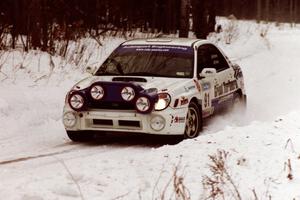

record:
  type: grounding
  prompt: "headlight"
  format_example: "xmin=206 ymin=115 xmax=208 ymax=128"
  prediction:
xmin=136 ymin=97 xmax=151 ymax=113
xmin=63 ymin=112 xmax=77 ymax=128
xmin=69 ymin=93 xmax=85 ymax=110
xmin=155 ymin=93 xmax=171 ymax=111
xmin=150 ymin=115 xmax=166 ymax=131
xmin=90 ymin=85 xmax=104 ymax=100
xmin=121 ymin=87 xmax=135 ymax=101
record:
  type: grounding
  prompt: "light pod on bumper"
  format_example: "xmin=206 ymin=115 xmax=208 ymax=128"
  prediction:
xmin=69 ymin=93 xmax=85 ymax=111
xmin=90 ymin=85 xmax=105 ymax=100
xmin=121 ymin=87 xmax=135 ymax=101
xmin=135 ymin=96 xmax=151 ymax=113
xmin=150 ymin=115 xmax=166 ymax=131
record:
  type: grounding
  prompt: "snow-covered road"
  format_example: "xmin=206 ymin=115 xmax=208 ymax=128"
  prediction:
xmin=1 ymin=22 xmax=300 ymax=199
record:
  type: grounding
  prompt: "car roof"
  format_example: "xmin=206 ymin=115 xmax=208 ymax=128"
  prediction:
xmin=121 ymin=38 xmax=208 ymax=47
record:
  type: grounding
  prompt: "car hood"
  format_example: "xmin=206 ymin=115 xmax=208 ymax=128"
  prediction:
xmin=72 ymin=76 xmax=192 ymax=93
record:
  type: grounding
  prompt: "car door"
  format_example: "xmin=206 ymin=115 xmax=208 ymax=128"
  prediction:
xmin=197 ymin=44 xmax=235 ymax=114
xmin=207 ymin=44 xmax=236 ymax=110
xmin=196 ymin=44 xmax=214 ymax=117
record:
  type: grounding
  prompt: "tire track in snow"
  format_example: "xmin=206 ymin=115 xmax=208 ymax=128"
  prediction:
xmin=0 ymin=148 xmax=79 ymax=165
xmin=0 ymin=136 xmax=165 ymax=165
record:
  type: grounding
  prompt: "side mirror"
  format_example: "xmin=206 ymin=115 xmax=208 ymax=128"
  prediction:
xmin=199 ymin=68 xmax=217 ymax=79
xmin=85 ymin=66 xmax=96 ymax=75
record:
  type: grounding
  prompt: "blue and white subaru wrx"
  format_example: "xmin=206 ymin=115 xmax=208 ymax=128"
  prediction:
xmin=63 ymin=38 xmax=246 ymax=142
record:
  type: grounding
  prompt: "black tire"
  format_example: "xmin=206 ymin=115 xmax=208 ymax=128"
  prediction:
xmin=66 ymin=131 xmax=94 ymax=142
xmin=184 ymin=102 xmax=203 ymax=139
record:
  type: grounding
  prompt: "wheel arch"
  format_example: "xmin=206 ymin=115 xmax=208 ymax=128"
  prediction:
xmin=235 ymin=88 xmax=247 ymax=105
xmin=236 ymin=89 xmax=243 ymax=97
xmin=190 ymin=97 xmax=202 ymax=112
xmin=184 ymin=97 xmax=203 ymax=138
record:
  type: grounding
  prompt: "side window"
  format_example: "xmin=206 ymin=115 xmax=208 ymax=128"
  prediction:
xmin=208 ymin=45 xmax=230 ymax=72
xmin=197 ymin=44 xmax=230 ymax=76
xmin=197 ymin=45 xmax=211 ymax=76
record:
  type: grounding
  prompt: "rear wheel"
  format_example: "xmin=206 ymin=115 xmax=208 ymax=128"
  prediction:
xmin=66 ymin=131 xmax=94 ymax=142
xmin=184 ymin=102 xmax=203 ymax=139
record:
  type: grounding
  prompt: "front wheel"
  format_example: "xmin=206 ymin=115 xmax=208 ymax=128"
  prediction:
xmin=66 ymin=131 xmax=94 ymax=142
xmin=184 ymin=102 xmax=203 ymax=139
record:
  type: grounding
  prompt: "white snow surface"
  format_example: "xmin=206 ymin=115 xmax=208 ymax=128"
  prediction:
xmin=1 ymin=21 xmax=300 ymax=199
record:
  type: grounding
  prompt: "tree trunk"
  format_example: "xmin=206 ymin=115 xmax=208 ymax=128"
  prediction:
xmin=276 ymin=0 xmax=281 ymax=23
xmin=208 ymin=0 xmax=216 ymax=33
xmin=257 ymin=0 xmax=261 ymax=22
xmin=192 ymin=0 xmax=207 ymax=39
xmin=265 ymin=0 xmax=270 ymax=22
xmin=165 ymin=0 xmax=172 ymax=34
xmin=151 ymin=0 xmax=158 ymax=33
xmin=295 ymin=0 xmax=298 ymax=23
xmin=30 ymin=0 xmax=41 ymax=49
xmin=179 ymin=0 xmax=189 ymax=38
xmin=290 ymin=0 xmax=294 ymax=26
xmin=11 ymin=0 xmax=19 ymax=49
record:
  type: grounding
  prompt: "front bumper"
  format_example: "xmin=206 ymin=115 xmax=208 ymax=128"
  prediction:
xmin=63 ymin=106 xmax=188 ymax=136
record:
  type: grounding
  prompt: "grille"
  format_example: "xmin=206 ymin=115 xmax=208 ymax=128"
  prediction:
xmin=118 ymin=120 xmax=140 ymax=127
xmin=93 ymin=119 xmax=113 ymax=126
xmin=88 ymin=102 xmax=135 ymax=110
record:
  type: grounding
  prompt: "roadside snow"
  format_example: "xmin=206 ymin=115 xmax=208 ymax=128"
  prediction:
xmin=1 ymin=21 xmax=300 ymax=199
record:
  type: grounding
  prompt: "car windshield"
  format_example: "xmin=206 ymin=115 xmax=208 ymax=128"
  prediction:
xmin=95 ymin=45 xmax=194 ymax=78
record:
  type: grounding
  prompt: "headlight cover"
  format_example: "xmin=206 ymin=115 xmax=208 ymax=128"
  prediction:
xmin=90 ymin=85 xmax=105 ymax=100
xmin=69 ymin=93 xmax=85 ymax=111
xmin=155 ymin=93 xmax=171 ymax=111
xmin=136 ymin=96 xmax=151 ymax=113
xmin=121 ymin=86 xmax=135 ymax=101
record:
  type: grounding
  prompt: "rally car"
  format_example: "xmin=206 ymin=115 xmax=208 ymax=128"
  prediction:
xmin=62 ymin=38 xmax=246 ymax=142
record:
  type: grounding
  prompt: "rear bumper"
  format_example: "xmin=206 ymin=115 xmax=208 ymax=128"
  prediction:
xmin=63 ymin=106 xmax=188 ymax=136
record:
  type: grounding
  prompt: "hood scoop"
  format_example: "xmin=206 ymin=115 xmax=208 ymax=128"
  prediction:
xmin=112 ymin=77 xmax=147 ymax=83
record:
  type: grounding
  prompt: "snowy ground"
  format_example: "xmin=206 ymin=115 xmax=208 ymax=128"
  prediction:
xmin=1 ymin=20 xmax=300 ymax=200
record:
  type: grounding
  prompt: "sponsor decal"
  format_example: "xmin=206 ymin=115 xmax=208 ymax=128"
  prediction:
xmin=119 ymin=45 xmax=194 ymax=54
xmin=218 ymin=93 xmax=234 ymax=104
xmin=223 ymin=80 xmax=238 ymax=94
xmin=193 ymin=79 xmax=201 ymax=92
xmin=214 ymin=83 xmax=224 ymax=97
xmin=204 ymin=93 xmax=210 ymax=108
xmin=202 ymin=82 xmax=211 ymax=91
xmin=170 ymin=115 xmax=186 ymax=125
xmin=180 ymin=96 xmax=189 ymax=106
xmin=212 ymin=93 xmax=234 ymax=108
xmin=187 ymin=85 xmax=196 ymax=90
xmin=214 ymin=80 xmax=238 ymax=97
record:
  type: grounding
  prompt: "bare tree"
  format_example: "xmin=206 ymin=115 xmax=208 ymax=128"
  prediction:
xmin=257 ymin=0 xmax=262 ymax=22
xmin=265 ymin=0 xmax=270 ymax=22
xmin=179 ymin=0 xmax=189 ymax=37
